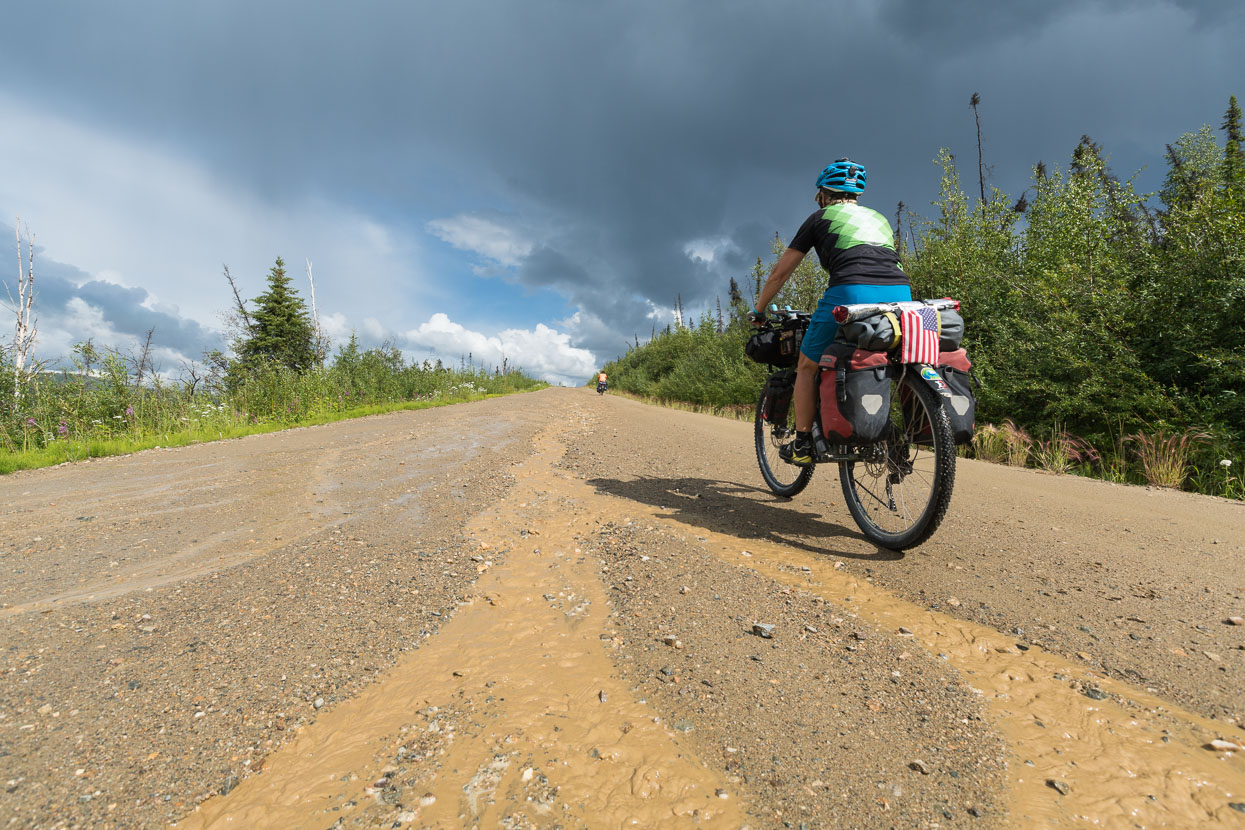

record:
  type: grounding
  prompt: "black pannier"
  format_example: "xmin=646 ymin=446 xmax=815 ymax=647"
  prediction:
xmin=761 ymin=370 xmax=795 ymax=423
xmin=818 ymin=344 xmax=892 ymax=445
xmin=900 ymin=348 xmax=976 ymax=445
xmin=937 ymin=348 xmax=975 ymax=444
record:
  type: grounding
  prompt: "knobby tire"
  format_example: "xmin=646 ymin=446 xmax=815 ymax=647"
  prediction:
xmin=754 ymin=381 xmax=814 ymax=498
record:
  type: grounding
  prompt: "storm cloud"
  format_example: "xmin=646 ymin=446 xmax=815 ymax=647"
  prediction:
xmin=1 ymin=0 xmax=1240 ymax=375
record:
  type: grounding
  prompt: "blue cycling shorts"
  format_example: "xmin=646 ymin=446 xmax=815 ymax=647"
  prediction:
xmin=800 ymin=282 xmax=913 ymax=361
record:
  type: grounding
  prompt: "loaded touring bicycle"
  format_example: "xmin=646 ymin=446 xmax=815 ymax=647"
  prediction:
xmin=748 ymin=298 xmax=975 ymax=549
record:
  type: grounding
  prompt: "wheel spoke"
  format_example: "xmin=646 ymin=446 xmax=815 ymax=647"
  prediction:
xmin=840 ymin=371 xmax=955 ymax=549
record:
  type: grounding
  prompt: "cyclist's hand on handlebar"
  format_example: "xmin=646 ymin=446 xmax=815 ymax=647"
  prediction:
xmin=747 ymin=308 xmax=767 ymax=326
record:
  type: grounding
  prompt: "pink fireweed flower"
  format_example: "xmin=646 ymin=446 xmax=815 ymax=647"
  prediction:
xmin=26 ymin=418 xmax=36 ymax=427
xmin=57 ymin=421 xmax=68 ymax=435
xmin=125 ymin=406 xmax=135 ymax=418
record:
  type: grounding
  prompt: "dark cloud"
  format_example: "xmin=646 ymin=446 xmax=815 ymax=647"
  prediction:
xmin=2 ymin=226 xmax=222 ymax=363
xmin=74 ymin=279 xmax=222 ymax=357
xmin=879 ymin=0 xmax=1241 ymax=38
xmin=2 ymin=0 xmax=1242 ymax=361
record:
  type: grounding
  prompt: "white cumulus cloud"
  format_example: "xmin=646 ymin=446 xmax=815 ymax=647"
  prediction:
xmin=425 ymin=213 xmax=535 ymax=268
xmin=403 ymin=313 xmax=596 ymax=386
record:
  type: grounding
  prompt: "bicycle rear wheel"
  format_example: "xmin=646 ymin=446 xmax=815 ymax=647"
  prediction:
xmin=840 ymin=369 xmax=955 ymax=549
xmin=754 ymin=380 xmax=814 ymax=497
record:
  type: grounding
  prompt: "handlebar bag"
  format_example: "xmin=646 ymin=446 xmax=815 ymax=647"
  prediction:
xmin=745 ymin=329 xmax=782 ymax=365
xmin=745 ymin=324 xmax=803 ymax=367
xmin=818 ymin=344 xmax=892 ymax=444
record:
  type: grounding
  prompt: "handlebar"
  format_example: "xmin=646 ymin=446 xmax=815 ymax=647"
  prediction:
xmin=754 ymin=307 xmax=812 ymax=328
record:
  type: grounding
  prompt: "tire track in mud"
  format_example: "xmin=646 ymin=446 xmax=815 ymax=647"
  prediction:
xmin=180 ymin=423 xmax=747 ymax=829
xmin=676 ymin=524 xmax=1245 ymax=827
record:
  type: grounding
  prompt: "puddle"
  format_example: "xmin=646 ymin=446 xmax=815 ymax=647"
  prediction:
xmin=178 ymin=426 xmax=746 ymax=829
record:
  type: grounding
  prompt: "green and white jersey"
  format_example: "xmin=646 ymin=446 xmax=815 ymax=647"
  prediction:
xmin=788 ymin=202 xmax=908 ymax=288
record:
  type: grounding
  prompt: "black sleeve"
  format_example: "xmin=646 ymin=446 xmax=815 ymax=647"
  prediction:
xmin=788 ymin=210 xmax=822 ymax=253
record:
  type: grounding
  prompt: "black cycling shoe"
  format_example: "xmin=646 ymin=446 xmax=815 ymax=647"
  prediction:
xmin=778 ymin=435 xmax=816 ymax=467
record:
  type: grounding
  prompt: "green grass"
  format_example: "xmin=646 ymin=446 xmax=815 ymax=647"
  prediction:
xmin=2 ymin=348 xmax=547 ymax=476
xmin=0 ymin=389 xmax=535 ymax=475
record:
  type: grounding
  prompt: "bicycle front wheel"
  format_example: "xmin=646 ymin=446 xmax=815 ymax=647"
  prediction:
xmin=840 ymin=369 xmax=955 ymax=549
xmin=755 ymin=379 xmax=814 ymax=497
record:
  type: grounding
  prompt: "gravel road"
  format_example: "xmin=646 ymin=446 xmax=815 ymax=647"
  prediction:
xmin=1 ymin=387 xmax=1242 ymax=829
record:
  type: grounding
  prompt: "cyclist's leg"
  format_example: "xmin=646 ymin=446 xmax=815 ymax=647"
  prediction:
xmin=792 ymin=352 xmax=820 ymax=433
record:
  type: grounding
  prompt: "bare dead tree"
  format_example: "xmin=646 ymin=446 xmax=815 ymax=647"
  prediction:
xmin=305 ymin=258 xmax=328 ymax=364
xmin=132 ymin=327 xmax=155 ymax=387
xmin=223 ymin=264 xmax=252 ymax=329
xmin=7 ymin=217 xmax=38 ymax=400
xmin=894 ymin=201 xmax=905 ymax=252
xmin=178 ymin=358 xmax=203 ymax=396
xmin=970 ymin=92 xmax=986 ymax=209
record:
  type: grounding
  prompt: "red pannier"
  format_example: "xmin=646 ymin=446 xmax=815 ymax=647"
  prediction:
xmin=818 ymin=344 xmax=892 ymax=445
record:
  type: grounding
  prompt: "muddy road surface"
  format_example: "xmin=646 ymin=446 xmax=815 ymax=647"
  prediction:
xmin=1 ymin=387 xmax=1243 ymax=829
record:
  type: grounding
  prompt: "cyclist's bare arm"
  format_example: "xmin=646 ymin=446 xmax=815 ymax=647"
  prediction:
xmin=755 ymin=248 xmax=807 ymax=311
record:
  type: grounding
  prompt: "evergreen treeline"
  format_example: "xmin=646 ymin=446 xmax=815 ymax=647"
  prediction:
xmin=601 ymin=97 xmax=1245 ymax=499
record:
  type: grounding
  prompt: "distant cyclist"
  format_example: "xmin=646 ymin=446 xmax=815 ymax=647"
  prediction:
xmin=749 ymin=158 xmax=912 ymax=466
xmin=597 ymin=371 xmax=608 ymax=394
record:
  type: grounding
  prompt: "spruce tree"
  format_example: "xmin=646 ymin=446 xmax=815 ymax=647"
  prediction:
xmin=1222 ymin=95 xmax=1244 ymax=193
xmin=239 ymin=256 xmax=316 ymax=372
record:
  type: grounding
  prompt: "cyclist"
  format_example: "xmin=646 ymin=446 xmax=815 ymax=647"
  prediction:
xmin=750 ymin=158 xmax=912 ymax=466
xmin=597 ymin=371 xmax=608 ymax=393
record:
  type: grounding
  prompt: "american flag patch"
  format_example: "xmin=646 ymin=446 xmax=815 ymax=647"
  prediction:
xmin=900 ymin=306 xmax=940 ymax=364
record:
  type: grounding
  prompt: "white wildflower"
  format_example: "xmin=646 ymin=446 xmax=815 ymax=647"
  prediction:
xmin=1221 ymin=459 xmax=1232 ymax=468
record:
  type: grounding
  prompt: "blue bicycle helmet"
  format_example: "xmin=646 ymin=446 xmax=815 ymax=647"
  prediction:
xmin=816 ymin=158 xmax=866 ymax=194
